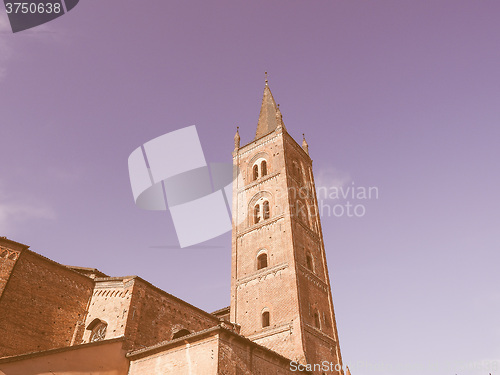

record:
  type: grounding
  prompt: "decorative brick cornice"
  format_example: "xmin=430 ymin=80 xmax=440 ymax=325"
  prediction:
xmin=236 ymin=132 xmax=282 ymax=157
xmin=247 ymin=321 xmax=293 ymax=341
xmin=298 ymin=266 xmax=329 ymax=293
xmin=92 ymin=287 xmax=131 ymax=299
xmin=236 ymin=263 xmax=289 ymax=288
xmin=237 ymin=214 xmax=285 ymax=238
xmin=238 ymin=172 xmax=280 ymax=193
xmin=303 ymin=323 xmax=336 ymax=345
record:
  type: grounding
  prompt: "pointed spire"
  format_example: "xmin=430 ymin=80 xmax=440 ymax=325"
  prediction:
xmin=255 ymin=74 xmax=281 ymax=139
xmin=346 ymin=366 xmax=352 ymax=375
xmin=234 ymin=126 xmax=240 ymax=150
xmin=302 ymin=133 xmax=309 ymax=155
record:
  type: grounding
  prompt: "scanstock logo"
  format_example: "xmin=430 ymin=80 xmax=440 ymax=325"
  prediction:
xmin=128 ymin=126 xmax=237 ymax=248
xmin=4 ymin=0 xmax=79 ymax=33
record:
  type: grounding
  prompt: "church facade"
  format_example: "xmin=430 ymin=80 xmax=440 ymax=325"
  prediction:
xmin=0 ymin=81 xmax=345 ymax=375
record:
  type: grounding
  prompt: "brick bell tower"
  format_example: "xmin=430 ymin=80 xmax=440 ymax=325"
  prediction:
xmin=230 ymin=77 xmax=344 ymax=374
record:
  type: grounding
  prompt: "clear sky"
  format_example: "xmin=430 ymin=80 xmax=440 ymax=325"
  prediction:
xmin=1 ymin=1 xmax=499 ymax=374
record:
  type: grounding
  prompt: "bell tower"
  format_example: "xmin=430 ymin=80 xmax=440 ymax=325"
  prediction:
xmin=230 ymin=78 xmax=344 ymax=374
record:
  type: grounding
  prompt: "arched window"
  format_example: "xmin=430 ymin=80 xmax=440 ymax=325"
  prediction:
xmin=87 ymin=319 xmax=107 ymax=342
xmin=257 ymin=253 xmax=268 ymax=270
xmin=306 ymin=254 xmax=313 ymax=272
xmin=262 ymin=311 xmax=270 ymax=328
xmin=254 ymin=204 xmax=260 ymax=224
xmin=253 ymin=164 xmax=259 ymax=180
xmin=263 ymin=201 xmax=270 ymax=220
xmin=172 ymin=328 xmax=191 ymax=340
xmin=314 ymin=311 xmax=321 ymax=329
xmin=261 ymin=161 xmax=267 ymax=177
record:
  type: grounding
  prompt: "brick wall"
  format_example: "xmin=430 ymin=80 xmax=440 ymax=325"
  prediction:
xmin=123 ymin=278 xmax=220 ymax=351
xmin=218 ymin=330 xmax=308 ymax=375
xmin=0 ymin=249 xmax=94 ymax=357
xmin=302 ymin=328 xmax=341 ymax=375
xmin=250 ymin=319 xmax=304 ymax=363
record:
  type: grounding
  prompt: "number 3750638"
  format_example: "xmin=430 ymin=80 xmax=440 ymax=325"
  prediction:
xmin=5 ymin=2 xmax=62 ymax=14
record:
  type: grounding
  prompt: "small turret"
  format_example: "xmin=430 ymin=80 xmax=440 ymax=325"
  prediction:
xmin=234 ymin=126 xmax=240 ymax=150
xmin=302 ymin=133 xmax=309 ymax=155
xmin=276 ymin=104 xmax=286 ymax=131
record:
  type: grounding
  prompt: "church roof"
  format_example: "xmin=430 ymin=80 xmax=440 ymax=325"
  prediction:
xmin=211 ymin=306 xmax=230 ymax=316
xmin=65 ymin=265 xmax=109 ymax=278
xmin=255 ymin=82 xmax=280 ymax=139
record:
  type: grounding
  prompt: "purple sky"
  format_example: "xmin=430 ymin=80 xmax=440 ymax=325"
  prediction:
xmin=1 ymin=1 xmax=499 ymax=374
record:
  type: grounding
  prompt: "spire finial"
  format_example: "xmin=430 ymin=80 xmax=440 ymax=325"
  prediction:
xmin=265 ymin=71 xmax=268 ymax=85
